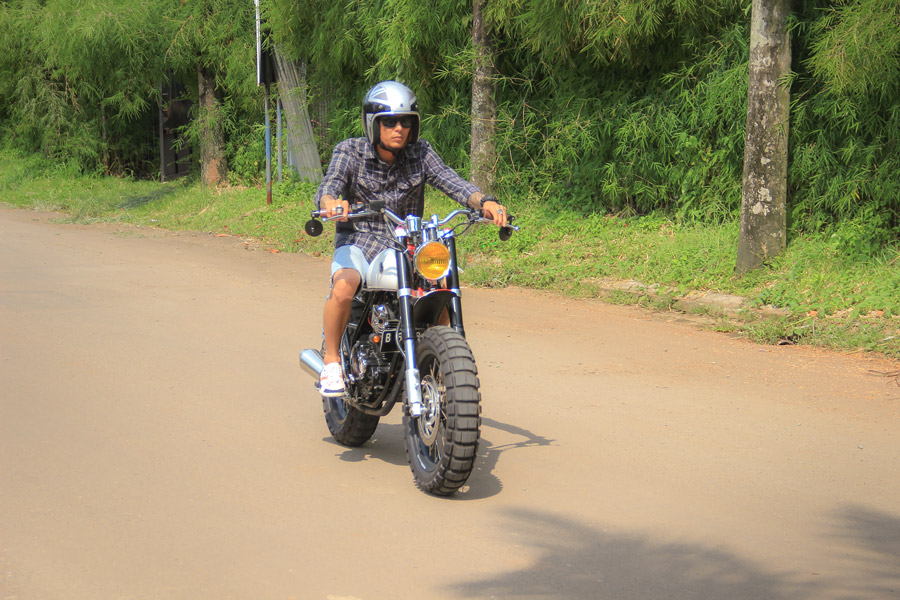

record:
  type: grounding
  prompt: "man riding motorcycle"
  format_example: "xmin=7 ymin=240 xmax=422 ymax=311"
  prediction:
xmin=314 ymin=80 xmax=508 ymax=397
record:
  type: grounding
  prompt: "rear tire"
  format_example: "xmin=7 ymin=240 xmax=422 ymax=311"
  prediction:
xmin=322 ymin=336 xmax=379 ymax=447
xmin=323 ymin=395 xmax=379 ymax=447
xmin=403 ymin=326 xmax=481 ymax=496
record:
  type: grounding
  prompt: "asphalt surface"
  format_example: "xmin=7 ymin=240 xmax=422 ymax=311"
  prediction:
xmin=1 ymin=207 xmax=899 ymax=599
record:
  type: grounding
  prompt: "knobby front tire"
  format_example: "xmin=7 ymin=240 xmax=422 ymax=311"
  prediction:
xmin=403 ymin=326 xmax=481 ymax=496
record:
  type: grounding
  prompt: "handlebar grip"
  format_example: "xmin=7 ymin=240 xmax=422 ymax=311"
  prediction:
xmin=313 ymin=201 xmax=379 ymax=220
xmin=310 ymin=206 xmax=338 ymax=218
xmin=498 ymin=212 xmax=516 ymax=242
xmin=480 ymin=208 xmax=515 ymax=222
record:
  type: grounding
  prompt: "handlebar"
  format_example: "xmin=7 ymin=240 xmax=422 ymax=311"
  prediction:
xmin=305 ymin=200 xmax=518 ymax=240
xmin=310 ymin=200 xmax=383 ymax=222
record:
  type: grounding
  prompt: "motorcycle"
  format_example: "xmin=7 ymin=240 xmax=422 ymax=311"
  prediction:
xmin=299 ymin=200 xmax=517 ymax=495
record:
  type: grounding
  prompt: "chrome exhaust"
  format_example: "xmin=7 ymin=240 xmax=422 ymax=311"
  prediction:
xmin=299 ymin=348 xmax=325 ymax=380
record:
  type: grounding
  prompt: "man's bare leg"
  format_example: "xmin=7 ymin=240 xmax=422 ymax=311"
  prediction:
xmin=323 ymin=268 xmax=361 ymax=364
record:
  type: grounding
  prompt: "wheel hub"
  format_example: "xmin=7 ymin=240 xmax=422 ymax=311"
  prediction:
xmin=417 ymin=374 xmax=443 ymax=446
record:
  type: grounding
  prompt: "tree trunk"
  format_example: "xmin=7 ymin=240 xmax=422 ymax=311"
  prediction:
xmin=197 ymin=64 xmax=227 ymax=186
xmin=99 ymin=102 xmax=109 ymax=174
xmin=736 ymin=0 xmax=792 ymax=274
xmin=470 ymin=0 xmax=497 ymax=194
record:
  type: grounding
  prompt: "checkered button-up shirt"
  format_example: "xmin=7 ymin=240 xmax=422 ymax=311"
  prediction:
xmin=314 ymin=137 xmax=481 ymax=262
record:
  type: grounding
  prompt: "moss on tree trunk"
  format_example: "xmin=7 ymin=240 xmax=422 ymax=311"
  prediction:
xmin=736 ymin=0 xmax=792 ymax=274
xmin=470 ymin=0 xmax=497 ymax=194
xmin=198 ymin=64 xmax=227 ymax=187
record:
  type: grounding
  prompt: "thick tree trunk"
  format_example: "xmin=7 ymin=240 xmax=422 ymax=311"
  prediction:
xmin=470 ymin=0 xmax=497 ymax=194
xmin=736 ymin=0 xmax=792 ymax=274
xmin=197 ymin=64 xmax=227 ymax=187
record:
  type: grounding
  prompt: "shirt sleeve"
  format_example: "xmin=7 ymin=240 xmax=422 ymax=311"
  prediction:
xmin=314 ymin=140 xmax=356 ymax=209
xmin=420 ymin=141 xmax=481 ymax=206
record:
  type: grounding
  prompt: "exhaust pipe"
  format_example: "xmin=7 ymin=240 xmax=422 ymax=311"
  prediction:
xmin=299 ymin=348 xmax=325 ymax=380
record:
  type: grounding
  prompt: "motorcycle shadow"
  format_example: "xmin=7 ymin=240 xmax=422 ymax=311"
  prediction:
xmin=322 ymin=422 xmax=409 ymax=467
xmin=320 ymin=417 xmax=554 ymax=500
xmin=454 ymin=417 xmax=555 ymax=501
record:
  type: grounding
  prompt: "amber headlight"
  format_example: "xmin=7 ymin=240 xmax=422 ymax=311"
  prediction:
xmin=414 ymin=241 xmax=451 ymax=280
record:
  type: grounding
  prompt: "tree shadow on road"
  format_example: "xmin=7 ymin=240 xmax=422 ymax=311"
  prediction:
xmin=447 ymin=506 xmax=900 ymax=599
xmin=824 ymin=505 xmax=900 ymax=599
xmin=447 ymin=508 xmax=822 ymax=600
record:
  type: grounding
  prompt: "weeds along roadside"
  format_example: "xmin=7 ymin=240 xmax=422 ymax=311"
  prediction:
xmin=1 ymin=151 xmax=897 ymax=359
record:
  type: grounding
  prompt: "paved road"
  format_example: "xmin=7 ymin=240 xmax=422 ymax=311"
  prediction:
xmin=1 ymin=208 xmax=899 ymax=599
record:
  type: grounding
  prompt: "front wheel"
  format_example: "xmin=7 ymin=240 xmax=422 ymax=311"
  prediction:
xmin=403 ymin=326 xmax=481 ymax=496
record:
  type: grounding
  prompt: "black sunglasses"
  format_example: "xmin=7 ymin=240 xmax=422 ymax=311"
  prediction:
xmin=380 ymin=115 xmax=414 ymax=129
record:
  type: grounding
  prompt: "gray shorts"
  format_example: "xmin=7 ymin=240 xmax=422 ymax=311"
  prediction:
xmin=331 ymin=245 xmax=369 ymax=283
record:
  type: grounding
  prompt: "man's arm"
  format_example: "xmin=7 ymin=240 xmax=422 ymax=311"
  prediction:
xmin=421 ymin=141 xmax=479 ymax=204
xmin=421 ymin=142 xmax=508 ymax=226
xmin=465 ymin=191 xmax=486 ymax=210
xmin=315 ymin=141 xmax=355 ymax=220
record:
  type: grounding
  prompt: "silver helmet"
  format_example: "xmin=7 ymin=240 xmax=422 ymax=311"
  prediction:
xmin=362 ymin=81 xmax=420 ymax=147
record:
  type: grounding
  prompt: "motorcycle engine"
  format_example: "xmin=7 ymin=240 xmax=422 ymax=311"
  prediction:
xmin=370 ymin=303 xmax=396 ymax=336
xmin=349 ymin=339 xmax=391 ymax=399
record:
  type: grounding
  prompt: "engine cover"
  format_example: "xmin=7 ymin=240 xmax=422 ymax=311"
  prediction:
xmin=349 ymin=340 xmax=391 ymax=400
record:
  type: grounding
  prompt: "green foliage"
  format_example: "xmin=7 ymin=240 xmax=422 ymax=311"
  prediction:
xmin=3 ymin=0 xmax=900 ymax=254
xmin=0 ymin=0 xmax=168 ymax=175
xmin=266 ymin=0 xmax=475 ymax=161
xmin=0 ymin=0 xmax=265 ymax=180
xmin=267 ymin=0 xmax=753 ymax=220
xmin=806 ymin=0 xmax=900 ymax=97
xmin=470 ymin=1 xmax=750 ymax=221
xmin=4 ymin=150 xmax=898 ymax=357
xmin=262 ymin=0 xmax=900 ymax=253
xmin=227 ymin=123 xmax=267 ymax=184
xmin=788 ymin=0 xmax=900 ymax=247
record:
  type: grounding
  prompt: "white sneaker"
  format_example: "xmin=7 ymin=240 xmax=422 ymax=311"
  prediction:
xmin=319 ymin=362 xmax=345 ymax=397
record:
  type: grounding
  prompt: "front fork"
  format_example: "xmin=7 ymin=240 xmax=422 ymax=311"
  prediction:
xmin=446 ymin=236 xmax=465 ymax=337
xmin=396 ymin=249 xmax=424 ymax=418
xmin=396 ymin=238 xmax=466 ymax=419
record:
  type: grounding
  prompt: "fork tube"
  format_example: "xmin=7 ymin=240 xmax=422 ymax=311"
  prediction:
xmin=446 ymin=236 xmax=465 ymax=337
xmin=396 ymin=249 xmax=423 ymax=417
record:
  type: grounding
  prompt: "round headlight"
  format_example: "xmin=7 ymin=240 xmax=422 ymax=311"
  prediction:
xmin=414 ymin=241 xmax=451 ymax=280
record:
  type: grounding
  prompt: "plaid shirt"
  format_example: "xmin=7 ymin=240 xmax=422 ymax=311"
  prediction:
xmin=315 ymin=137 xmax=480 ymax=262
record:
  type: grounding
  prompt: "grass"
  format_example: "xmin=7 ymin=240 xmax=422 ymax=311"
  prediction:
xmin=2 ymin=149 xmax=898 ymax=358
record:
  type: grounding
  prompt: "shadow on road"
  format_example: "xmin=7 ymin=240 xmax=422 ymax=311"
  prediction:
xmin=454 ymin=417 xmax=555 ymax=501
xmin=119 ymin=186 xmax=179 ymax=210
xmin=326 ymin=422 xmax=409 ymax=467
xmin=322 ymin=416 xmax=554 ymax=501
xmin=447 ymin=508 xmax=822 ymax=600
xmin=825 ymin=505 xmax=900 ymax=599
xmin=447 ymin=506 xmax=900 ymax=599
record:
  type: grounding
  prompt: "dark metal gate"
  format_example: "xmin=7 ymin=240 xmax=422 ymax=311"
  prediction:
xmin=158 ymin=76 xmax=192 ymax=182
